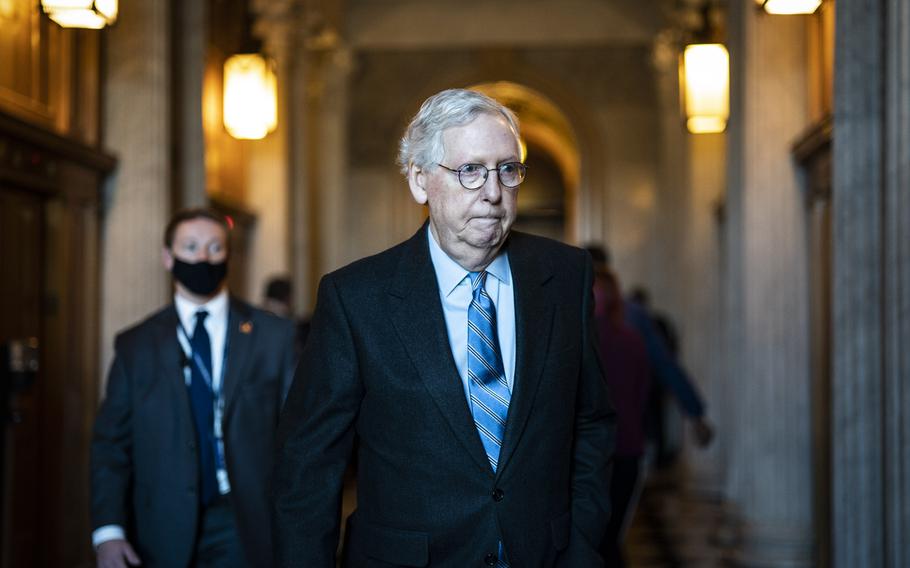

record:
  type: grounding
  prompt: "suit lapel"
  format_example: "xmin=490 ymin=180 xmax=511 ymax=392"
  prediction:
xmin=388 ymin=226 xmax=494 ymax=476
xmin=495 ymin=234 xmax=555 ymax=478
xmin=221 ymin=299 xmax=254 ymax=417
xmin=154 ymin=306 xmax=195 ymax=433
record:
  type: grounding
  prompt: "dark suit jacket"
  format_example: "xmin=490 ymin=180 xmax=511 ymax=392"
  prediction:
xmin=274 ymin=226 xmax=615 ymax=567
xmin=91 ymin=298 xmax=296 ymax=568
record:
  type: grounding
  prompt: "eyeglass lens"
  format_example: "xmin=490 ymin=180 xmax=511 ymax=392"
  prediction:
xmin=458 ymin=163 xmax=526 ymax=189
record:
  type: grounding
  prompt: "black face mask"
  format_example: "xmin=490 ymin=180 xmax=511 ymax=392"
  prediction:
xmin=171 ymin=258 xmax=228 ymax=297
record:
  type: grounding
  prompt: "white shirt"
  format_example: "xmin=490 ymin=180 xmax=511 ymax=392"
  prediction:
xmin=92 ymin=290 xmax=231 ymax=548
xmin=174 ymin=289 xmax=228 ymax=394
xmin=427 ymin=227 xmax=516 ymax=403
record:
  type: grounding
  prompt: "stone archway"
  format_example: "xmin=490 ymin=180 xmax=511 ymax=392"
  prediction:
xmin=469 ymin=81 xmax=580 ymax=242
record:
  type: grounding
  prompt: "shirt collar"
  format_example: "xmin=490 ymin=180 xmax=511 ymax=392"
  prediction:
xmin=174 ymin=289 xmax=229 ymax=331
xmin=427 ymin=225 xmax=512 ymax=297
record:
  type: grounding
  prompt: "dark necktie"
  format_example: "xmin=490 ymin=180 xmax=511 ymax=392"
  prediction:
xmin=188 ymin=310 xmax=218 ymax=506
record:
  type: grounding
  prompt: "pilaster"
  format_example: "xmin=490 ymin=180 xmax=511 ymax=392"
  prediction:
xmin=724 ymin=3 xmax=814 ymax=565
xmin=100 ymin=0 xmax=171 ymax=388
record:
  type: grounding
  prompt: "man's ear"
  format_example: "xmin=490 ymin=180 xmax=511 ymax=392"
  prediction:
xmin=407 ymin=164 xmax=429 ymax=205
xmin=162 ymin=247 xmax=174 ymax=271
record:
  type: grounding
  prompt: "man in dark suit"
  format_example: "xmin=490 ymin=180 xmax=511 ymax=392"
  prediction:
xmin=273 ymin=89 xmax=615 ymax=567
xmin=91 ymin=208 xmax=296 ymax=568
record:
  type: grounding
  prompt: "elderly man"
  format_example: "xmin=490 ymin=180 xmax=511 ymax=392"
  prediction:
xmin=91 ymin=208 xmax=296 ymax=568
xmin=273 ymin=89 xmax=615 ymax=567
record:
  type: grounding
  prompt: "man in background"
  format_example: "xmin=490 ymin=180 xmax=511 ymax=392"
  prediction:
xmin=91 ymin=208 xmax=296 ymax=568
xmin=262 ymin=276 xmax=311 ymax=354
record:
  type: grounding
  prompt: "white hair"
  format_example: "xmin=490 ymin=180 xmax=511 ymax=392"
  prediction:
xmin=397 ymin=88 xmax=521 ymax=176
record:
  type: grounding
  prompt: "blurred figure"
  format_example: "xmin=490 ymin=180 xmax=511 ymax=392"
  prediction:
xmin=262 ymin=276 xmax=311 ymax=354
xmin=628 ymin=287 xmax=714 ymax=458
xmin=588 ymin=251 xmax=650 ymax=568
xmin=263 ymin=277 xmax=294 ymax=319
xmin=91 ymin=208 xmax=297 ymax=568
xmin=584 ymin=245 xmax=714 ymax=454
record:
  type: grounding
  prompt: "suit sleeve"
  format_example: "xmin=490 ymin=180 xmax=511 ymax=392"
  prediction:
xmin=272 ymin=274 xmax=362 ymax=568
xmin=90 ymin=336 xmax=134 ymax=532
xmin=559 ymin=254 xmax=616 ymax=567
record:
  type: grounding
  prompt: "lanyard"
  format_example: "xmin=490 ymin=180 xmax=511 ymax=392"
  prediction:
xmin=177 ymin=318 xmax=231 ymax=474
xmin=176 ymin=319 xmax=229 ymax=397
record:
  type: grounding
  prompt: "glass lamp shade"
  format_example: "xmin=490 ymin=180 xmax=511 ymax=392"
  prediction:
xmin=223 ymin=54 xmax=278 ymax=140
xmin=682 ymin=43 xmax=730 ymax=134
xmin=758 ymin=0 xmax=822 ymax=15
xmin=41 ymin=0 xmax=117 ymax=28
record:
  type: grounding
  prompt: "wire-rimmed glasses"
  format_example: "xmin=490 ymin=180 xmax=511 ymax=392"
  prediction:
xmin=437 ymin=162 xmax=528 ymax=190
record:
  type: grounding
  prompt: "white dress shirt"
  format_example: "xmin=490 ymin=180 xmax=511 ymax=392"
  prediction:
xmin=427 ymin=227 xmax=516 ymax=403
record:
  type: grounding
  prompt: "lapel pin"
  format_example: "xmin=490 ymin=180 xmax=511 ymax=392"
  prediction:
xmin=240 ymin=321 xmax=253 ymax=334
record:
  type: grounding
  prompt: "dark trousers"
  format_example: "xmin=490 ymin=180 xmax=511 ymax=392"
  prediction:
xmin=193 ymin=494 xmax=248 ymax=568
xmin=600 ymin=457 xmax=641 ymax=568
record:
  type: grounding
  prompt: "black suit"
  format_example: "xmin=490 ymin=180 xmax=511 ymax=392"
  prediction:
xmin=274 ymin=226 xmax=615 ymax=567
xmin=91 ymin=299 xmax=296 ymax=567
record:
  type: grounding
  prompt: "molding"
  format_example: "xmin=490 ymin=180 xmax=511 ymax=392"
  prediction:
xmin=791 ymin=113 xmax=832 ymax=165
xmin=0 ymin=110 xmax=116 ymax=175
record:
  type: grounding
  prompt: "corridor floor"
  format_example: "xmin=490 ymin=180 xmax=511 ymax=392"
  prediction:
xmin=624 ymin=466 xmax=736 ymax=568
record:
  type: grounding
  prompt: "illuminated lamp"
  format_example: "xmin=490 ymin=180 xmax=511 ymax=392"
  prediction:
xmin=757 ymin=0 xmax=822 ymax=15
xmin=41 ymin=0 xmax=117 ymax=29
xmin=681 ymin=43 xmax=729 ymax=134
xmin=223 ymin=53 xmax=278 ymax=140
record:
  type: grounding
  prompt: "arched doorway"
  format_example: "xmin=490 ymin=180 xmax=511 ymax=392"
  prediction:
xmin=470 ymin=82 xmax=580 ymax=242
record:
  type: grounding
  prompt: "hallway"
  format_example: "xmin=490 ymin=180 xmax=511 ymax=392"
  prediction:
xmin=2 ymin=0 xmax=910 ymax=566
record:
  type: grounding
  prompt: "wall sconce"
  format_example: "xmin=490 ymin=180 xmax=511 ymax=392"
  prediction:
xmin=681 ymin=43 xmax=729 ymax=134
xmin=223 ymin=53 xmax=278 ymax=140
xmin=41 ymin=0 xmax=117 ymax=29
xmin=757 ymin=0 xmax=822 ymax=15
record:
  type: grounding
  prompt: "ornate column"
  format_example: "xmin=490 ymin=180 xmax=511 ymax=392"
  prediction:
xmin=100 ymin=0 xmax=171 ymax=386
xmin=724 ymin=2 xmax=814 ymax=565
xmin=315 ymin=41 xmax=353 ymax=275
xmin=174 ymin=0 xmax=207 ymax=208
xmin=680 ymin=130 xmax=726 ymax=487
xmin=832 ymin=0 xmax=910 ymax=565
xmin=881 ymin=1 xmax=910 ymax=563
xmin=246 ymin=0 xmax=296 ymax=303
xmin=653 ymin=27 xmax=725 ymax=486
xmin=289 ymin=0 xmax=349 ymax=312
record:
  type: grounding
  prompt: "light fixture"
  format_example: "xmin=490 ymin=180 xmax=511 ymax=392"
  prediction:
xmin=223 ymin=53 xmax=278 ymax=140
xmin=681 ymin=43 xmax=729 ymax=134
xmin=757 ymin=0 xmax=822 ymax=15
xmin=41 ymin=0 xmax=117 ymax=29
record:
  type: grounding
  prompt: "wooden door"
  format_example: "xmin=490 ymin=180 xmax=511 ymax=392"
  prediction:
xmin=0 ymin=185 xmax=44 ymax=568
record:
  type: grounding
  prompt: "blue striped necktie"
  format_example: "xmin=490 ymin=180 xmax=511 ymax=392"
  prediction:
xmin=467 ymin=271 xmax=511 ymax=472
xmin=467 ymin=272 xmax=511 ymax=567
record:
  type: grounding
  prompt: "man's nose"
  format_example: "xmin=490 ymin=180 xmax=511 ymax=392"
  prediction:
xmin=480 ymin=170 xmax=503 ymax=202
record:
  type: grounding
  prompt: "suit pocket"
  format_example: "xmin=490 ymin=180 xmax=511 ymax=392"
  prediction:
xmin=357 ymin=518 xmax=429 ymax=567
xmin=550 ymin=510 xmax=571 ymax=551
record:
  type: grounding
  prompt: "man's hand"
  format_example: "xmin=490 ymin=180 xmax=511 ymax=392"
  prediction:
xmin=692 ymin=417 xmax=715 ymax=448
xmin=97 ymin=539 xmax=141 ymax=568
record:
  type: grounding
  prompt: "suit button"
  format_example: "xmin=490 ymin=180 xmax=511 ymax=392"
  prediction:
xmin=484 ymin=552 xmax=497 ymax=566
xmin=492 ymin=488 xmax=504 ymax=502
xmin=188 ymin=441 xmax=196 ymax=451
